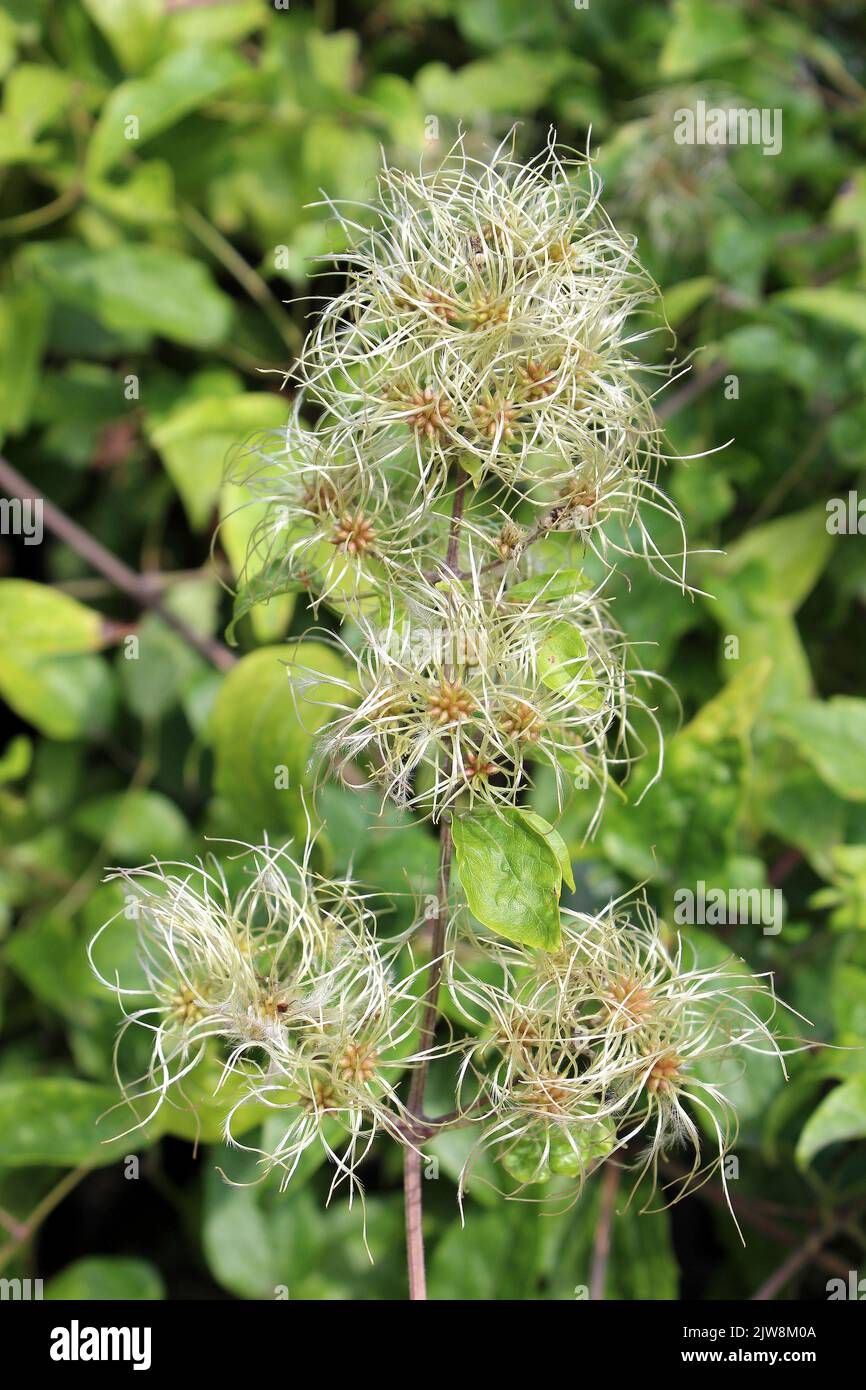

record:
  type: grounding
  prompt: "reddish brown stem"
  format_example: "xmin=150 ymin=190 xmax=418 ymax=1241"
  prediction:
xmin=402 ymin=468 xmax=466 ymax=1301
xmin=589 ymin=1163 xmax=621 ymax=1300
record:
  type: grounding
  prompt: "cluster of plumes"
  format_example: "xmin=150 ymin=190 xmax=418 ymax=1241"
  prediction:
xmin=314 ymin=563 xmax=661 ymax=828
xmin=449 ymin=898 xmax=794 ymax=1235
xmin=297 ymin=131 xmax=668 ymax=519
xmin=90 ymin=849 xmax=795 ymax=1233
xmin=89 ymin=842 xmax=436 ymax=1202
xmin=230 ymin=129 xmax=688 ymax=620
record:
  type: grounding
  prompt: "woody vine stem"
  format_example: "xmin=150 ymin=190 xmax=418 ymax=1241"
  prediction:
xmin=403 ymin=467 xmax=466 ymax=1300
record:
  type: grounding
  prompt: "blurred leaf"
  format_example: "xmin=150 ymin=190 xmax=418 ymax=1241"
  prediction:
xmin=208 ymin=641 xmax=349 ymax=836
xmin=775 ymin=288 xmax=866 ymax=338
xmin=0 ymin=282 xmax=47 ymax=438
xmin=220 ymin=478 xmax=294 ymax=642
xmin=773 ymin=698 xmax=866 ymax=801
xmin=150 ymin=393 xmax=285 ymax=529
xmin=24 ymin=242 xmax=233 ymax=348
xmin=81 ymin=0 xmax=165 ymax=73
xmin=73 ymin=789 xmax=190 ymax=861
xmin=87 ymin=44 xmax=246 ymax=175
xmin=659 ymin=0 xmax=750 ymax=78
xmin=45 ymin=1256 xmax=164 ymax=1300
xmin=0 ymin=582 xmax=109 ymax=738
xmin=796 ymin=1076 xmax=866 ymax=1167
xmin=0 ymin=1078 xmax=159 ymax=1167
xmin=429 ymin=1206 xmax=540 ymax=1300
xmin=0 ymin=734 xmax=31 ymax=784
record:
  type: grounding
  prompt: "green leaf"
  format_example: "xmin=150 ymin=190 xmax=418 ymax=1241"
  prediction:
xmin=0 ymin=1078 xmax=159 ymax=1167
xmin=45 ymin=1257 xmax=164 ymax=1301
xmin=0 ymin=579 xmax=102 ymax=656
xmin=225 ymin=558 xmax=304 ymax=646
xmin=73 ymin=790 xmax=190 ymax=861
xmin=773 ymin=698 xmax=866 ymax=801
xmin=81 ymin=0 xmax=165 ymax=72
xmin=516 ymin=808 xmax=575 ymax=891
xmin=452 ymin=808 xmax=562 ymax=949
xmin=538 ymin=621 xmax=602 ymax=708
xmin=658 ymin=276 xmax=716 ymax=327
xmin=24 ymin=242 xmax=233 ymax=348
xmin=208 ymin=641 xmax=349 ymax=837
xmin=0 ymin=734 xmax=31 ymax=784
xmin=87 ymin=45 xmax=246 ymax=175
xmin=0 ymin=581 xmax=110 ymax=738
xmin=659 ymin=0 xmax=751 ymax=78
xmin=796 ymin=1076 xmax=866 ymax=1167
xmin=0 ymin=281 xmax=48 ymax=439
xmin=202 ymin=1168 xmax=279 ymax=1300
xmin=221 ymin=480 xmax=295 ymax=643
xmin=506 ymin=569 xmax=589 ymax=604
xmin=774 ymin=287 xmax=866 ymax=338
xmin=151 ymin=392 xmax=286 ymax=530
xmin=429 ymin=1206 xmax=541 ymax=1300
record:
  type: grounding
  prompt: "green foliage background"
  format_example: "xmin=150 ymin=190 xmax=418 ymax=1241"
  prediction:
xmin=1 ymin=0 xmax=865 ymax=1300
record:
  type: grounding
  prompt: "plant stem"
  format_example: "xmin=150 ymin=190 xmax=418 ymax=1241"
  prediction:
xmin=589 ymin=1162 xmax=621 ymax=1300
xmin=403 ymin=1145 xmax=427 ymax=1300
xmin=180 ymin=201 xmax=301 ymax=356
xmin=0 ymin=1166 xmax=90 ymax=1274
xmin=402 ymin=468 xmax=467 ymax=1300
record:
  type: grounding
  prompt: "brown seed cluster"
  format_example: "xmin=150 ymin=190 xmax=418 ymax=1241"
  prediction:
xmin=495 ymin=521 xmax=524 ymax=560
xmin=405 ymin=386 xmax=452 ymax=439
xmin=428 ymin=679 xmax=476 ymax=725
xmin=338 ymin=1041 xmax=378 ymax=1086
xmin=529 ymin=1073 xmax=571 ymax=1111
xmin=330 ymin=512 xmax=376 ymax=556
xmin=520 ymin=357 xmax=557 ymax=401
xmin=467 ymin=292 xmax=510 ymax=327
xmin=172 ymin=985 xmax=205 ymax=1025
xmin=464 ymin=750 xmax=497 ymax=781
xmin=646 ymin=1050 xmax=681 ymax=1094
xmin=302 ymin=477 xmax=338 ymax=516
xmin=473 ymin=395 xmax=517 ymax=442
xmin=397 ymin=275 xmax=459 ymax=322
xmin=547 ymin=485 xmax=598 ymax=532
xmin=608 ymin=976 xmax=655 ymax=1028
xmin=301 ymin=1081 xmax=337 ymax=1113
xmin=501 ymin=700 xmax=543 ymax=742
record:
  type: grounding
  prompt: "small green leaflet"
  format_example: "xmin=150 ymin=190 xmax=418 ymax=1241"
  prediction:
xmin=538 ymin=621 xmax=603 ymax=709
xmin=451 ymin=807 xmax=564 ymax=950
xmin=506 ymin=570 xmax=590 ymax=604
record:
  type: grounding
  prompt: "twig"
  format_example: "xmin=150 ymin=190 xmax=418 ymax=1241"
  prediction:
xmin=663 ymin=1161 xmax=851 ymax=1280
xmin=589 ymin=1163 xmax=621 ymax=1300
xmin=0 ymin=1166 xmax=91 ymax=1274
xmin=180 ymin=201 xmax=301 ymax=356
xmin=0 ymin=455 xmax=236 ymax=672
xmin=752 ymin=1220 xmax=844 ymax=1300
xmin=656 ymin=358 xmax=727 ymax=422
